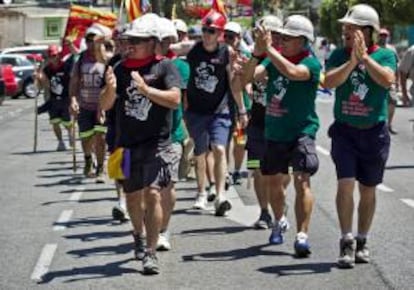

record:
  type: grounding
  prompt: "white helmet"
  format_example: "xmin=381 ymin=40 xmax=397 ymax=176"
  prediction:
xmin=258 ymin=15 xmax=282 ymax=32
xmin=85 ymin=23 xmax=112 ymax=39
xmin=158 ymin=18 xmax=179 ymax=42
xmin=338 ymin=4 xmax=380 ymax=32
xmin=224 ymin=22 xmax=242 ymax=35
xmin=123 ymin=13 xmax=161 ymax=40
xmin=173 ymin=19 xmax=188 ymax=33
xmin=278 ymin=15 xmax=314 ymax=42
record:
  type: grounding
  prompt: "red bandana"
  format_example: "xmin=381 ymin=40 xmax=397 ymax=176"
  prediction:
xmin=123 ymin=55 xmax=164 ymax=68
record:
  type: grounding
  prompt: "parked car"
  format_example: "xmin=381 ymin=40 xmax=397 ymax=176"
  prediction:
xmin=0 ymin=54 xmax=39 ymax=98
xmin=1 ymin=45 xmax=49 ymax=64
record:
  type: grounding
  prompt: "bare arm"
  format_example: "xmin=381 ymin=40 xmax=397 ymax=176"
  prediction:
xmin=100 ymin=85 xmax=116 ymax=111
xmin=170 ymin=40 xmax=196 ymax=57
xmin=361 ymin=54 xmax=395 ymax=88
xmin=324 ymin=59 xmax=358 ymax=89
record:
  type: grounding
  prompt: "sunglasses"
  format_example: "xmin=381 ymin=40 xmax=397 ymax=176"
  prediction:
xmin=127 ymin=37 xmax=151 ymax=45
xmin=202 ymin=27 xmax=217 ymax=35
xmin=86 ymin=37 xmax=95 ymax=43
xmin=282 ymin=35 xmax=298 ymax=42
xmin=224 ymin=33 xmax=237 ymax=40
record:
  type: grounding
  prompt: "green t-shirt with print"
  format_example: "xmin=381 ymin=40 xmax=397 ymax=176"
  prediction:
xmin=171 ymin=58 xmax=190 ymax=143
xmin=263 ymin=55 xmax=321 ymax=142
xmin=326 ymin=47 xmax=397 ymax=126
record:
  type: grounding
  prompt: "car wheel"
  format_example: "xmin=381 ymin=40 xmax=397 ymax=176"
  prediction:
xmin=11 ymin=94 xmax=19 ymax=99
xmin=0 ymin=0 xmax=13 ymax=5
xmin=23 ymin=79 xmax=39 ymax=98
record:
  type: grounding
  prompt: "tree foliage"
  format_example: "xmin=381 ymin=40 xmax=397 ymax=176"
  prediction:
xmin=319 ymin=0 xmax=414 ymax=44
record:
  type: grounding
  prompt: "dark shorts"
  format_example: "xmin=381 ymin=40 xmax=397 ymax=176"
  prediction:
xmin=261 ymin=135 xmax=319 ymax=176
xmin=185 ymin=111 xmax=231 ymax=156
xmin=121 ymin=144 xmax=176 ymax=193
xmin=78 ymin=109 xmax=107 ymax=139
xmin=106 ymin=123 xmax=116 ymax=153
xmin=49 ymin=100 xmax=71 ymax=126
xmin=246 ymin=125 xmax=265 ymax=170
xmin=329 ymin=121 xmax=390 ymax=187
xmin=170 ymin=142 xmax=183 ymax=183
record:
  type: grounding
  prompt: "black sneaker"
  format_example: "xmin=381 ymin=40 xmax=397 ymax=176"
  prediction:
xmin=142 ymin=252 xmax=160 ymax=275
xmin=95 ymin=165 xmax=105 ymax=184
xmin=133 ymin=233 xmax=146 ymax=260
xmin=232 ymin=171 xmax=242 ymax=185
xmin=225 ymin=174 xmax=232 ymax=191
xmin=337 ymin=238 xmax=355 ymax=269
xmin=83 ymin=156 xmax=95 ymax=178
xmin=355 ymin=238 xmax=370 ymax=263
xmin=112 ymin=206 xmax=129 ymax=223
xmin=254 ymin=210 xmax=273 ymax=229
xmin=214 ymin=198 xmax=232 ymax=217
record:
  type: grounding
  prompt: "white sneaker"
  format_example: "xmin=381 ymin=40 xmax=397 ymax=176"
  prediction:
xmin=207 ymin=185 xmax=217 ymax=202
xmin=214 ymin=195 xmax=232 ymax=216
xmin=193 ymin=193 xmax=207 ymax=209
xmin=156 ymin=231 xmax=171 ymax=251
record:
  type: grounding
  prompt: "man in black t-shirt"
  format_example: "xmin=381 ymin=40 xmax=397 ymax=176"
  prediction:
xmin=100 ymin=14 xmax=181 ymax=275
xmin=185 ymin=10 xmax=247 ymax=217
xmin=41 ymin=45 xmax=73 ymax=151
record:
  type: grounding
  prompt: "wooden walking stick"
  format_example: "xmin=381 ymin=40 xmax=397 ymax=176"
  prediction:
xmin=72 ymin=117 xmax=77 ymax=173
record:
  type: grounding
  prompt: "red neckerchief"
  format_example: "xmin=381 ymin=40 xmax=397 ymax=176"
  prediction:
xmin=48 ymin=60 xmax=64 ymax=72
xmin=345 ymin=44 xmax=379 ymax=55
xmin=165 ymin=49 xmax=177 ymax=60
xmin=284 ymin=50 xmax=310 ymax=64
xmin=122 ymin=55 xmax=164 ymax=68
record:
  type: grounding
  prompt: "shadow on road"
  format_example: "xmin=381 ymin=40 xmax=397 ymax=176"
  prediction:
xmin=38 ymin=258 xmax=137 ymax=284
xmin=42 ymin=197 xmax=117 ymax=206
xmin=182 ymin=244 xmax=292 ymax=262
xmin=12 ymin=149 xmax=57 ymax=155
xmin=67 ymin=242 xmax=132 ymax=258
xmin=60 ymin=187 xmax=115 ymax=194
xmin=35 ymin=176 xmax=84 ymax=187
xmin=53 ymin=216 xmax=113 ymax=229
xmin=63 ymin=230 xmax=131 ymax=242
xmin=257 ymin=262 xmax=336 ymax=276
xmin=180 ymin=225 xmax=252 ymax=236
xmin=385 ymin=165 xmax=414 ymax=170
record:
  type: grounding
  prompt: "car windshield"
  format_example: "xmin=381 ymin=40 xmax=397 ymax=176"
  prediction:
xmin=21 ymin=58 xmax=34 ymax=66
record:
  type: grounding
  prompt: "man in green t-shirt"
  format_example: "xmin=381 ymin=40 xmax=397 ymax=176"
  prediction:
xmin=252 ymin=15 xmax=320 ymax=258
xmin=324 ymin=4 xmax=396 ymax=269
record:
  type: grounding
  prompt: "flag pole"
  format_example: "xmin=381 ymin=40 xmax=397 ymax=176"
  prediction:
xmin=119 ymin=0 xmax=125 ymax=24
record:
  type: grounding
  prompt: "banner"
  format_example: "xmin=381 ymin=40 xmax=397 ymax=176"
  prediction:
xmin=62 ymin=4 xmax=117 ymax=57
xmin=125 ymin=0 xmax=151 ymax=22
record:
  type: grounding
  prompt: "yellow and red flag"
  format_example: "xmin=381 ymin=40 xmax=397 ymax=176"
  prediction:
xmin=212 ymin=0 xmax=227 ymax=18
xmin=125 ymin=0 xmax=151 ymax=22
xmin=62 ymin=4 xmax=117 ymax=57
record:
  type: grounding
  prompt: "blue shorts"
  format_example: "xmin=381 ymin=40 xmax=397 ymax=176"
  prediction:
xmin=185 ymin=111 xmax=231 ymax=156
xmin=261 ymin=135 xmax=319 ymax=176
xmin=246 ymin=125 xmax=265 ymax=170
xmin=329 ymin=121 xmax=390 ymax=187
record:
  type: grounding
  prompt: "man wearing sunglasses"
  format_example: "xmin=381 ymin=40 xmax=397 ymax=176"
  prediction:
xmin=69 ymin=23 xmax=112 ymax=183
xmin=185 ymin=10 xmax=247 ymax=216
xmin=252 ymin=15 xmax=321 ymax=258
xmin=100 ymin=14 xmax=181 ymax=275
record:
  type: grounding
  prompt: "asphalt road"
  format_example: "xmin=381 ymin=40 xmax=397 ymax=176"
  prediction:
xmin=0 ymin=95 xmax=413 ymax=290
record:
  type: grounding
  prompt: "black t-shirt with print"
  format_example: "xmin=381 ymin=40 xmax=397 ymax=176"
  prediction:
xmin=43 ymin=62 xmax=71 ymax=102
xmin=112 ymin=57 xmax=180 ymax=148
xmin=249 ymin=57 xmax=268 ymax=130
xmin=186 ymin=42 xmax=230 ymax=114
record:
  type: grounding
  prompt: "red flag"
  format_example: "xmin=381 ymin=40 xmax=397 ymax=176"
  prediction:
xmin=61 ymin=5 xmax=117 ymax=57
xmin=212 ymin=0 xmax=227 ymax=18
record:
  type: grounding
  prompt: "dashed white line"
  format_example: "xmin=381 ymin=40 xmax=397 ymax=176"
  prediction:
xmin=401 ymin=199 xmax=414 ymax=209
xmin=69 ymin=188 xmax=84 ymax=202
xmin=316 ymin=145 xmax=330 ymax=156
xmin=30 ymin=243 xmax=57 ymax=281
xmin=53 ymin=210 xmax=73 ymax=231
xmin=377 ymin=183 xmax=394 ymax=193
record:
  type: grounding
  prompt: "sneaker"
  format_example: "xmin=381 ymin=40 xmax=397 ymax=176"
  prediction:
xmin=157 ymin=231 xmax=171 ymax=251
xmin=232 ymin=171 xmax=242 ymax=185
xmin=83 ymin=157 xmax=95 ymax=178
xmin=133 ymin=233 xmax=146 ymax=261
xmin=214 ymin=197 xmax=232 ymax=217
xmin=57 ymin=140 xmax=66 ymax=151
xmin=142 ymin=252 xmax=160 ymax=275
xmin=95 ymin=165 xmax=105 ymax=184
xmin=337 ymin=237 xmax=355 ymax=269
xmin=225 ymin=173 xmax=232 ymax=191
xmin=355 ymin=237 xmax=370 ymax=263
xmin=269 ymin=218 xmax=290 ymax=245
xmin=193 ymin=193 xmax=207 ymax=209
xmin=207 ymin=184 xmax=217 ymax=202
xmin=294 ymin=232 xmax=311 ymax=258
xmin=254 ymin=210 xmax=273 ymax=229
xmin=112 ymin=206 xmax=129 ymax=222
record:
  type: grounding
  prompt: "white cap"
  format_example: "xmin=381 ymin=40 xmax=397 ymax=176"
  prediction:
xmin=258 ymin=15 xmax=282 ymax=32
xmin=158 ymin=18 xmax=179 ymax=42
xmin=224 ymin=22 xmax=242 ymax=35
xmin=85 ymin=23 xmax=112 ymax=39
xmin=338 ymin=4 xmax=380 ymax=32
xmin=173 ymin=19 xmax=188 ymax=33
xmin=278 ymin=15 xmax=314 ymax=42
xmin=123 ymin=13 xmax=161 ymax=40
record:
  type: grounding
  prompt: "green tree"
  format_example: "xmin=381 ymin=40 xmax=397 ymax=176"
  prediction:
xmin=320 ymin=0 xmax=414 ymax=44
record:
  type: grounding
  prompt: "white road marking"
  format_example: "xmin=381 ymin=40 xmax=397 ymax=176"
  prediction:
xmin=30 ymin=243 xmax=57 ymax=281
xmin=69 ymin=187 xmax=84 ymax=201
xmin=225 ymin=186 xmax=260 ymax=227
xmin=377 ymin=183 xmax=394 ymax=193
xmin=401 ymin=199 xmax=414 ymax=209
xmin=316 ymin=145 xmax=330 ymax=156
xmin=53 ymin=210 xmax=73 ymax=231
